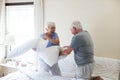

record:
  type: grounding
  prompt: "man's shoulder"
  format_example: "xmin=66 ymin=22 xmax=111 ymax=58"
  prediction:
xmin=77 ymin=31 xmax=90 ymax=37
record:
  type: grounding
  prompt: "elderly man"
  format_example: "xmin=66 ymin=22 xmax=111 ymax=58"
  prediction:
xmin=61 ymin=21 xmax=94 ymax=80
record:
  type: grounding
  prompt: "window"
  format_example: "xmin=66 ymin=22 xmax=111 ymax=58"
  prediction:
xmin=6 ymin=3 xmax=36 ymax=64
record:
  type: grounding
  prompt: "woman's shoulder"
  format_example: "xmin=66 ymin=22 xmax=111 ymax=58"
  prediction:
xmin=40 ymin=33 xmax=46 ymax=37
xmin=53 ymin=32 xmax=59 ymax=37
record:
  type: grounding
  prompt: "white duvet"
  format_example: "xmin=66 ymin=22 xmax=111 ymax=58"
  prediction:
xmin=1 ymin=56 xmax=120 ymax=80
xmin=0 ymin=67 xmax=72 ymax=80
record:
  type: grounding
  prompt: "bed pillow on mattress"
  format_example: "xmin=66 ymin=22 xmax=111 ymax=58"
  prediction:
xmin=37 ymin=46 xmax=60 ymax=67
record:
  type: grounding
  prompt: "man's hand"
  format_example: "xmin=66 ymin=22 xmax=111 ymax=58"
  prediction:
xmin=59 ymin=46 xmax=73 ymax=55
xmin=59 ymin=47 xmax=68 ymax=55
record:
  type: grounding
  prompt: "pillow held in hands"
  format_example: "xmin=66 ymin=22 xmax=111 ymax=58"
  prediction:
xmin=37 ymin=46 xmax=60 ymax=67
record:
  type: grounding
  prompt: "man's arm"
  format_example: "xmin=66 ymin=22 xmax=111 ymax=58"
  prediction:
xmin=60 ymin=46 xmax=73 ymax=55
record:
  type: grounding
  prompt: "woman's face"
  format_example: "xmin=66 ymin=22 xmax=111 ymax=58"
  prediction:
xmin=47 ymin=26 xmax=56 ymax=33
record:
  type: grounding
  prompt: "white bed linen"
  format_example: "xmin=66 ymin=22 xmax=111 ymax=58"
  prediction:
xmin=0 ymin=55 xmax=120 ymax=80
xmin=92 ymin=57 xmax=120 ymax=80
xmin=0 ymin=67 xmax=72 ymax=80
xmin=59 ymin=52 xmax=120 ymax=80
xmin=0 ymin=71 xmax=31 ymax=80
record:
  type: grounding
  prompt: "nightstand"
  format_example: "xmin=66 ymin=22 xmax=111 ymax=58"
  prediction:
xmin=0 ymin=64 xmax=17 ymax=77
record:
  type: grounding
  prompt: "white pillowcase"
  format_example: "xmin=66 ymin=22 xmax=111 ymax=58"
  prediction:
xmin=37 ymin=46 xmax=60 ymax=67
xmin=7 ymin=39 xmax=37 ymax=59
xmin=7 ymin=38 xmax=48 ymax=59
xmin=34 ymin=38 xmax=48 ymax=49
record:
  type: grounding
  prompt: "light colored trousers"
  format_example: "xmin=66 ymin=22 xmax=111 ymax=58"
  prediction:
xmin=38 ymin=58 xmax=61 ymax=76
xmin=75 ymin=63 xmax=94 ymax=80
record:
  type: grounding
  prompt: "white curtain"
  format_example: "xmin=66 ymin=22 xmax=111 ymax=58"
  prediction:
xmin=34 ymin=0 xmax=44 ymax=38
xmin=0 ymin=0 xmax=6 ymax=63
xmin=33 ymin=0 xmax=44 ymax=65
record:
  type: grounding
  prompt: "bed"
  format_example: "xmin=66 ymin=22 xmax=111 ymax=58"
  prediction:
xmin=59 ymin=53 xmax=120 ymax=80
xmin=0 ymin=54 xmax=120 ymax=80
xmin=0 ymin=39 xmax=120 ymax=80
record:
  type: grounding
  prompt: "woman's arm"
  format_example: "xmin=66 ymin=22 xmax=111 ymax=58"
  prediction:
xmin=45 ymin=33 xmax=60 ymax=45
xmin=47 ymin=37 xmax=59 ymax=45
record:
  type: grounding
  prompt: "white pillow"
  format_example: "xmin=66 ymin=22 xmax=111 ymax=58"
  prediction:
xmin=7 ymin=38 xmax=48 ymax=59
xmin=37 ymin=46 xmax=60 ymax=67
xmin=34 ymin=38 xmax=48 ymax=49
xmin=7 ymin=39 xmax=37 ymax=59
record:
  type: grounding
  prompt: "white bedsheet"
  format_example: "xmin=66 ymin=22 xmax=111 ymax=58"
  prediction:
xmin=1 ymin=56 xmax=119 ymax=80
xmin=0 ymin=71 xmax=72 ymax=80
xmin=0 ymin=67 xmax=72 ymax=80
xmin=0 ymin=72 xmax=30 ymax=80
xmin=59 ymin=53 xmax=120 ymax=80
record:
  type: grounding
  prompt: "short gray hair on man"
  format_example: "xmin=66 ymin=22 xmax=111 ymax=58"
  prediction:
xmin=71 ymin=21 xmax=82 ymax=29
xmin=46 ymin=22 xmax=56 ymax=28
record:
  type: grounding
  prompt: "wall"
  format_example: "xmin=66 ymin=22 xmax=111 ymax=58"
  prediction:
xmin=44 ymin=0 xmax=120 ymax=59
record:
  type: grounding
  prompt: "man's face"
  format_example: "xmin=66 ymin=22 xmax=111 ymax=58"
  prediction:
xmin=70 ymin=27 xmax=77 ymax=35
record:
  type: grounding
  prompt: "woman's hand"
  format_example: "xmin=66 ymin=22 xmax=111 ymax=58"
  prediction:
xmin=44 ymin=33 xmax=52 ymax=40
xmin=32 ymin=48 xmax=36 ymax=51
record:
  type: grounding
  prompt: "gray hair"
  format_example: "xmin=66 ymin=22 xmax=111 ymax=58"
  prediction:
xmin=71 ymin=21 xmax=82 ymax=29
xmin=46 ymin=22 xmax=56 ymax=28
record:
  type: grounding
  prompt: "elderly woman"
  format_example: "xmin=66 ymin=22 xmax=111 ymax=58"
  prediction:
xmin=40 ymin=22 xmax=60 ymax=47
xmin=35 ymin=22 xmax=61 ymax=76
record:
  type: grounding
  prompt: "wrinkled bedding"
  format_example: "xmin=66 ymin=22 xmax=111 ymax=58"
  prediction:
xmin=59 ymin=53 xmax=120 ymax=80
xmin=0 ymin=67 xmax=72 ymax=80
xmin=1 ymin=56 xmax=120 ymax=80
